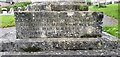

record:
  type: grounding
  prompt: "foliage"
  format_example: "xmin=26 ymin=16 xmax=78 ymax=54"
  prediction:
xmin=0 ymin=15 xmax=15 ymax=28
xmin=89 ymin=4 xmax=119 ymax=38
xmin=103 ymin=25 xmax=120 ymax=38
xmin=0 ymin=2 xmax=31 ymax=10
xmin=79 ymin=5 xmax=88 ymax=11
xmin=0 ymin=2 xmax=31 ymax=27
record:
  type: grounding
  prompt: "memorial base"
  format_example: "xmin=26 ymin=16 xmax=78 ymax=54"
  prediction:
xmin=1 ymin=49 xmax=120 ymax=57
xmin=0 ymin=32 xmax=120 ymax=56
xmin=1 ymin=38 xmax=120 ymax=52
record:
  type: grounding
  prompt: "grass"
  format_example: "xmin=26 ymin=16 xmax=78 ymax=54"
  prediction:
xmin=89 ymin=4 xmax=119 ymax=38
xmin=103 ymin=25 xmax=119 ymax=38
xmin=0 ymin=15 xmax=15 ymax=28
xmin=0 ymin=2 xmax=31 ymax=28
xmin=89 ymin=4 xmax=118 ymax=19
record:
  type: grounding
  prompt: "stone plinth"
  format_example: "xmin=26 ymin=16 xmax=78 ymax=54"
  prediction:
xmin=1 ymin=50 xmax=120 ymax=57
xmin=15 ymin=11 xmax=103 ymax=39
xmin=0 ymin=0 xmax=120 ymax=57
xmin=15 ymin=1 xmax=103 ymax=39
xmin=1 ymin=38 xmax=120 ymax=52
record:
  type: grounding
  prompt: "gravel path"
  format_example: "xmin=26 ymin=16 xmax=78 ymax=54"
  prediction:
xmin=0 ymin=2 xmax=10 ymax=6
xmin=102 ymin=15 xmax=118 ymax=26
xmin=0 ymin=27 xmax=16 ymax=39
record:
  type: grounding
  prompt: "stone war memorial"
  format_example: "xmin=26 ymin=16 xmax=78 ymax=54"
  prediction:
xmin=0 ymin=0 xmax=120 ymax=57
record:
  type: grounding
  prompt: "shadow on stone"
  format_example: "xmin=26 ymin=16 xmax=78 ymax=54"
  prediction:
xmin=20 ymin=46 xmax=43 ymax=52
xmin=81 ymin=34 xmax=102 ymax=38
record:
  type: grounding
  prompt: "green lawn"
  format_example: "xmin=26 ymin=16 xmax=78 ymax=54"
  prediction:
xmin=0 ymin=15 xmax=15 ymax=28
xmin=103 ymin=25 xmax=119 ymax=38
xmin=0 ymin=2 xmax=31 ymax=28
xmin=89 ymin=4 xmax=119 ymax=38
xmin=89 ymin=4 xmax=119 ymax=19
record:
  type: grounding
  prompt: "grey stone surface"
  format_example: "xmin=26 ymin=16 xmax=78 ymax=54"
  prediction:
xmin=0 ymin=33 xmax=120 ymax=52
xmin=1 ymin=1 xmax=119 ymax=57
xmin=31 ymin=0 xmax=86 ymax=2
xmin=14 ymin=11 xmax=103 ymax=39
xmin=15 ymin=1 xmax=103 ymax=39
xmin=27 ymin=2 xmax=87 ymax=11
xmin=0 ymin=39 xmax=120 ymax=52
xmin=0 ymin=49 xmax=120 ymax=57
xmin=0 ymin=38 xmax=98 ymax=52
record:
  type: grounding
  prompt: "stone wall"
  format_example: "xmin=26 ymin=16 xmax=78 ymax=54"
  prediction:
xmin=14 ymin=11 xmax=103 ymax=39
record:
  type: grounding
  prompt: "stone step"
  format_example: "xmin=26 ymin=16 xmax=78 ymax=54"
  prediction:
xmin=1 ymin=54 xmax=119 ymax=57
xmin=0 ymin=38 xmax=120 ymax=52
xmin=1 ymin=50 xmax=120 ymax=57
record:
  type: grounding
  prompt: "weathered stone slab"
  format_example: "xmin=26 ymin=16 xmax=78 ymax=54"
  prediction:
xmin=27 ymin=2 xmax=88 ymax=11
xmin=1 ymin=0 xmax=120 ymax=56
xmin=1 ymin=55 xmax=118 ymax=57
xmin=14 ymin=11 xmax=103 ymax=39
xmin=31 ymin=0 xmax=85 ymax=3
xmin=1 ymin=49 xmax=120 ymax=57
xmin=1 ymin=38 xmax=120 ymax=52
